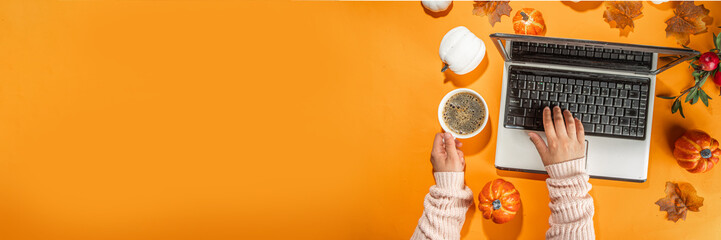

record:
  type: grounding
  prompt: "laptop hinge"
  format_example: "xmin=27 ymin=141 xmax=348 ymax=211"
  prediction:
xmin=507 ymin=61 xmax=653 ymax=79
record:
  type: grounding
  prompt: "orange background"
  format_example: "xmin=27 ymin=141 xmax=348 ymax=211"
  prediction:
xmin=1 ymin=1 xmax=720 ymax=239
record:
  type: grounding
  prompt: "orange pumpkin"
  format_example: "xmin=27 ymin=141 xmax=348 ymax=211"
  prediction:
xmin=513 ymin=8 xmax=545 ymax=36
xmin=478 ymin=179 xmax=521 ymax=224
xmin=673 ymin=130 xmax=720 ymax=173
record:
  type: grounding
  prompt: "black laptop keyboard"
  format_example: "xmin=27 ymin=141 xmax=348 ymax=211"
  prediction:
xmin=511 ymin=41 xmax=654 ymax=72
xmin=504 ymin=66 xmax=650 ymax=140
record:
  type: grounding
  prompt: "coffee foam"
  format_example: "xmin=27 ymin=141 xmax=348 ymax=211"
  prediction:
xmin=442 ymin=92 xmax=485 ymax=135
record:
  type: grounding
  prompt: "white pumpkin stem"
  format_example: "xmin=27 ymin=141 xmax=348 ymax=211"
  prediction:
xmin=441 ymin=63 xmax=449 ymax=72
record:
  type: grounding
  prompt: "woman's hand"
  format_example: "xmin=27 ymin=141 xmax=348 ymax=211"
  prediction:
xmin=528 ymin=106 xmax=586 ymax=166
xmin=430 ymin=132 xmax=465 ymax=172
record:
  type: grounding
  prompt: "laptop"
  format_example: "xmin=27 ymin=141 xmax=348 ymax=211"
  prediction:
xmin=490 ymin=33 xmax=698 ymax=182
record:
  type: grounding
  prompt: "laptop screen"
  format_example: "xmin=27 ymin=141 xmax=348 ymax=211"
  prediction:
xmin=489 ymin=33 xmax=698 ymax=75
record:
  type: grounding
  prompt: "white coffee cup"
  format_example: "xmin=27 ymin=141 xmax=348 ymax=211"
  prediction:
xmin=437 ymin=88 xmax=489 ymax=139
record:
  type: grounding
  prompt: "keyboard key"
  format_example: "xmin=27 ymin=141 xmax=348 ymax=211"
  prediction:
xmin=600 ymin=88 xmax=609 ymax=97
xmin=509 ymin=107 xmax=525 ymax=116
xmin=604 ymin=125 xmax=613 ymax=134
xmin=521 ymin=90 xmax=530 ymax=98
xmin=614 ymin=98 xmax=623 ymax=107
xmin=604 ymin=97 xmax=614 ymax=106
xmin=579 ymin=104 xmax=588 ymax=113
xmin=525 ymin=117 xmax=535 ymax=127
xmin=609 ymin=89 xmax=619 ymax=97
xmin=588 ymin=105 xmax=597 ymax=114
xmin=509 ymin=98 xmax=521 ymax=107
xmin=615 ymin=107 xmax=624 ymax=116
xmin=573 ymin=86 xmax=582 ymax=94
xmin=568 ymin=94 xmax=576 ymax=102
xmin=558 ymin=93 xmax=567 ymax=102
xmin=620 ymin=117 xmax=631 ymax=126
xmin=622 ymin=126 xmax=630 ymax=136
xmin=624 ymin=109 xmax=638 ymax=117
xmin=586 ymin=96 xmax=595 ymax=105
xmin=582 ymin=114 xmax=591 ymax=123
xmin=591 ymin=87 xmax=600 ymax=96
xmin=624 ymin=99 xmax=632 ymax=108
xmin=595 ymin=124 xmax=604 ymax=133
xmin=546 ymin=83 xmax=555 ymax=92
xmin=577 ymin=95 xmax=586 ymax=104
xmin=611 ymin=117 xmax=619 ymax=125
xmin=549 ymin=92 xmax=558 ymax=101
xmin=607 ymin=107 xmax=615 ymax=116
xmin=629 ymin=91 xmax=640 ymax=99
xmin=522 ymin=99 xmax=532 ymax=108
xmin=583 ymin=123 xmax=595 ymax=132
xmin=595 ymin=97 xmax=604 ymax=105
xmin=540 ymin=91 xmax=549 ymax=101
xmin=601 ymin=115 xmax=610 ymax=124
xmin=630 ymin=127 xmax=637 ymax=136
xmin=614 ymin=126 xmax=622 ymax=135
xmin=591 ymin=114 xmax=600 ymax=124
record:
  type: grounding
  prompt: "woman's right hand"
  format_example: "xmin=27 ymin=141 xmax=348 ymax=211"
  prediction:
xmin=528 ymin=106 xmax=586 ymax=166
xmin=430 ymin=132 xmax=465 ymax=172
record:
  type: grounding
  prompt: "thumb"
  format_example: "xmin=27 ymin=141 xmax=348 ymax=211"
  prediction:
xmin=528 ymin=132 xmax=548 ymax=155
xmin=443 ymin=132 xmax=459 ymax=158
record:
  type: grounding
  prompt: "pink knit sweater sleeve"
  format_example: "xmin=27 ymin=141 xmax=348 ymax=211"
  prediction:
xmin=544 ymin=158 xmax=595 ymax=240
xmin=410 ymin=172 xmax=473 ymax=240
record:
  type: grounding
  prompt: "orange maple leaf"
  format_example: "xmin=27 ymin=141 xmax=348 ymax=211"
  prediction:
xmin=472 ymin=1 xmax=512 ymax=27
xmin=603 ymin=1 xmax=643 ymax=35
xmin=655 ymin=182 xmax=704 ymax=222
xmin=665 ymin=1 xmax=713 ymax=46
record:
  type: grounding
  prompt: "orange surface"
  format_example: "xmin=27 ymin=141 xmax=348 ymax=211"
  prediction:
xmin=1 ymin=1 xmax=720 ymax=239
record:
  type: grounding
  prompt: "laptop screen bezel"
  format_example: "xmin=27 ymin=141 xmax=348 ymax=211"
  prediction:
xmin=489 ymin=33 xmax=699 ymax=75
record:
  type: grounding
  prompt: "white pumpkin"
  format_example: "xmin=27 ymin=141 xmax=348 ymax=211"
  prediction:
xmin=422 ymin=0 xmax=452 ymax=13
xmin=439 ymin=26 xmax=486 ymax=75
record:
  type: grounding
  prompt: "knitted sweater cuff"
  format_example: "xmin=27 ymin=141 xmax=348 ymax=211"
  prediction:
xmin=433 ymin=172 xmax=465 ymax=190
xmin=546 ymin=158 xmax=586 ymax=179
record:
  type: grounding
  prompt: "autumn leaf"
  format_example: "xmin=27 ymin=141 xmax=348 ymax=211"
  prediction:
xmin=655 ymin=182 xmax=704 ymax=222
xmin=472 ymin=1 xmax=512 ymax=27
xmin=602 ymin=1 xmax=643 ymax=35
xmin=665 ymin=1 xmax=713 ymax=46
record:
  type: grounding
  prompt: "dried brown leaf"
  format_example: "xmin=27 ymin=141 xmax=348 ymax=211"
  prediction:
xmin=472 ymin=1 xmax=512 ymax=27
xmin=603 ymin=1 xmax=643 ymax=35
xmin=655 ymin=182 xmax=704 ymax=222
xmin=665 ymin=1 xmax=713 ymax=45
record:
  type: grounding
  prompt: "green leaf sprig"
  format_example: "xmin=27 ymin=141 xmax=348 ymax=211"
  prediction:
xmin=657 ymin=29 xmax=720 ymax=118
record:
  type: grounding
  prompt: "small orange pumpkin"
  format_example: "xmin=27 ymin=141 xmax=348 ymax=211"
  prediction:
xmin=513 ymin=8 xmax=545 ymax=36
xmin=673 ymin=130 xmax=720 ymax=173
xmin=478 ymin=179 xmax=521 ymax=224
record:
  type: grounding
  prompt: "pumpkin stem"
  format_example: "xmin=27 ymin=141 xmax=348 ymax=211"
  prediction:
xmin=441 ymin=63 xmax=449 ymax=72
xmin=520 ymin=12 xmax=529 ymax=21
xmin=700 ymin=149 xmax=712 ymax=158
xmin=492 ymin=199 xmax=501 ymax=210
